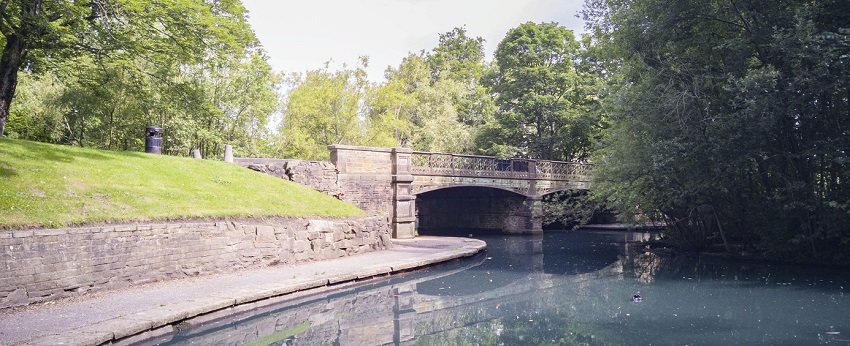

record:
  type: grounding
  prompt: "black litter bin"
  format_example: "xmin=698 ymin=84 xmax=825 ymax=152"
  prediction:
xmin=145 ymin=126 xmax=163 ymax=154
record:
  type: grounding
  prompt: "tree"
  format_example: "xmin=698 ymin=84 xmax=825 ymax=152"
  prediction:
xmin=367 ymin=52 xmax=477 ymax=154
xmin=366 ymin=28 xmax=494 ymax=154
xmin=425 ymin=27 xmax=494 ymax=127
xmin=0 ymin=0 xmax=256 ymax=137
xmin=174 ymin=51 xmax=281 ymax=158
xmin=4 ymin=0 xmax=279 ymax=160
xmin=586 ymin=0 xmax=850 ymax=262
xmin=278 ymin=59 xmax=369 ymax=160
xmin=364 ymin=54 xmax=429 ymax=149
xmin=484 ymin=22 xmax=602 ymax=162
xmin=6 ymin=72 xmax=67 ymax=143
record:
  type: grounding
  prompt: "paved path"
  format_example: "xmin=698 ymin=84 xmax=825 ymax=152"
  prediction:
xmin=0 ymin=236 xmax=485 ymax=346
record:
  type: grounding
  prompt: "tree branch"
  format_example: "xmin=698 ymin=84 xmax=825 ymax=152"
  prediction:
xmin=729 ymin=0 xmax=753 ymax=34
xmin=47 ymin=12 xmax=61 ymax=22
xmin=0 ymin=0 xmax=16 ymax=36
xmin=693 ymin=13 xmax=748 ymax=31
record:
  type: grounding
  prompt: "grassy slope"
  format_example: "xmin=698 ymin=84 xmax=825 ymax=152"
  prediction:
xmin=0 ymin=138 xmax=362 ymax=229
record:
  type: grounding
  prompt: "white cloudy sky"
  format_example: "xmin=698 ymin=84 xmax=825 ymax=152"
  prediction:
xmin=242 ymin=0 xmax=587 ymax=82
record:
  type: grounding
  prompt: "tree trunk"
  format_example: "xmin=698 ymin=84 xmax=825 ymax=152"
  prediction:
xmin=0 ymin=0 xmax=45 ymax=138
xmin=0 ymin=34 xmax=28 ymax=137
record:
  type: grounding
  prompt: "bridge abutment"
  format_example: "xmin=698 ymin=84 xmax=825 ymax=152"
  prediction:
xmin=328 ymin=145 xmax=417 ymax=238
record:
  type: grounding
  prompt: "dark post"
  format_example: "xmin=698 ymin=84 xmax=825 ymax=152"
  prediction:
xmin=145 ymin=126 xmax=163 ymax=154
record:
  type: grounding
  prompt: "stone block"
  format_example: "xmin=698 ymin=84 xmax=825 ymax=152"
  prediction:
xmin=294 ymin=251 xmax=313 ymax=262
xmin=113 ymin=225 xmax=138 ymax=232
xmin=0 ymin=288 xmax=28 ymax=309
xmin=33 ymin=228 xmax=69 ymax=237
xmin=294 ymin=229 xmax=310 ymax=241
xmin=332 ymin=230 xmax=346 ymax=242
xmin=310 ymin=238 xmax=326 ymax=250
xmin=11 ymin=230 xmax=33 ymax=238
xmin=307 ymin=219 xmax=333 ymax=233
xmin=293 ymin=240 xmax=311 ymax=253
xmin=255 ymin=225 xmax=276 ymax=243
xmin=254 ymin=241 xmax=277 ymax=249
xmin=277 ymin=249 xmax=293 ymax=263
xmin=279 ymin=237 xmax=293 ymax=251
xmin=339 ymin=239 xmax=354 ymax=249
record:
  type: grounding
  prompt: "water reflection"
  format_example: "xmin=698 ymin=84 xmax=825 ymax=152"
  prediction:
xmin=139 ymin=230 xmax=850 ymax=346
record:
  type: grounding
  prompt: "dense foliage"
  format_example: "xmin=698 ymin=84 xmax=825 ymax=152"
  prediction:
xmin=481 ymin=22 xmax=604 ymax=161
xmin=3 ymin=0 xmax=279 ymax=158
xmin=585 ymin=0 xmax=850 ymax=263
xmin=278 ymin=60 xmax=370 ymax=160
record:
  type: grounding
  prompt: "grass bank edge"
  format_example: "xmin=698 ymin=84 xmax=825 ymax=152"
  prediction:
xmin=0 ymin=138 xmax=363 ymax=230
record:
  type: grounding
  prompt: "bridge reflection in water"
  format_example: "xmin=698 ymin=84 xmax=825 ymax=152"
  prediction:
xmin=139 ymin=231 xmax=647 ymax=345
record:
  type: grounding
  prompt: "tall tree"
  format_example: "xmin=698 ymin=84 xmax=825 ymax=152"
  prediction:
xmin=368 ymin=52 xmax=476 ymax=154
xmin=425 ymin=27 xmax=494 ymax=127
xmin=485 ymin=22 xmax=602 ymax=161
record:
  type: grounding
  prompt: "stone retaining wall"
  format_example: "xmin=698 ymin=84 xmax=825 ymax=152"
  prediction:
xmin=235 ymin=158 xmax=340 ymax=198
xmin=0 ymin=216 xmax=392 ymax=309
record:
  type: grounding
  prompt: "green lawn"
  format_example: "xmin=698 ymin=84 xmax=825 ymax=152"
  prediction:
xmin=0 ymin=138 xmax=362 ymax=229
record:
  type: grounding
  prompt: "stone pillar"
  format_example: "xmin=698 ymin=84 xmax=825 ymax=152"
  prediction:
xmin=392 ymin=148 xmax=416 ymax=239
xmin=223 ymin=144 xmax=233 ymax=163
xmin=393 ymin=284 xmax=417 ymax=344
xmin=523 ymin=196 xmax=544 ymax=235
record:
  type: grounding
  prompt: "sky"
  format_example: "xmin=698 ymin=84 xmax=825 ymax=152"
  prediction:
xmin=241 ymin=0 xmax=587 ymax=82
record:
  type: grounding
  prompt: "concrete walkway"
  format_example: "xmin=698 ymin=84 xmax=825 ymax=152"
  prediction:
xmin=0 ymin=236 xmax=485 ymax=346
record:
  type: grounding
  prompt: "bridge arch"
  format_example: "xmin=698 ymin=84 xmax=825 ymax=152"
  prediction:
xmin=413 ymin=184 xmax=532 ymax=197
xmin=415 ymin=185 xmax=542 ymax=234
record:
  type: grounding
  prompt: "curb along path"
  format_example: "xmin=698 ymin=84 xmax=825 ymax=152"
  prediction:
xmin=0 ymin=236 xmax=486 ymax=346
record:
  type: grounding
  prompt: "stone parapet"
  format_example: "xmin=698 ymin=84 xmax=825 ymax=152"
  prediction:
xmin=0 ymin=216 xmax=392 ymax=309
xmin=329 ymin=145 xmax=397 ymax=216
xmin=329 ymin=145 xmax=394 ymax=175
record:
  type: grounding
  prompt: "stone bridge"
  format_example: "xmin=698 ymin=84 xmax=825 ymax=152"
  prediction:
xmin=236 ymin=145 xmax=592 ymax=239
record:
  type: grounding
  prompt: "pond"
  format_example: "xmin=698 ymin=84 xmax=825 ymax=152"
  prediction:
xmin=138 ymin=230 xmax=850 ymax=345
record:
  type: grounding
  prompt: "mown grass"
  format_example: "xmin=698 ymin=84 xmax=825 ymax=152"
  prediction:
xmin=0 ymin=138 xmax=363 ymax=229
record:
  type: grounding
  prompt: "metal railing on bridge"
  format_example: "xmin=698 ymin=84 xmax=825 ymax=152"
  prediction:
xmin=409 ymin=152 xmax=592 ymax=182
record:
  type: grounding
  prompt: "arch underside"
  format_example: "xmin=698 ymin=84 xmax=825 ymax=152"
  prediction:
xmin=411 ymin=175 xmax=589 ymax=198
xmin=415 ymin=185 xmax=536 ymax=234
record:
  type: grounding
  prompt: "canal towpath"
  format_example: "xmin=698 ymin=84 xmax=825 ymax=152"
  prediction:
xmin=0 ymin=236 xmax=485 ymax=346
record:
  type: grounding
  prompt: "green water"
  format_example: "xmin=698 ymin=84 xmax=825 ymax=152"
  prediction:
xmin=140 ymin=230 xmax=850 ymax=345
